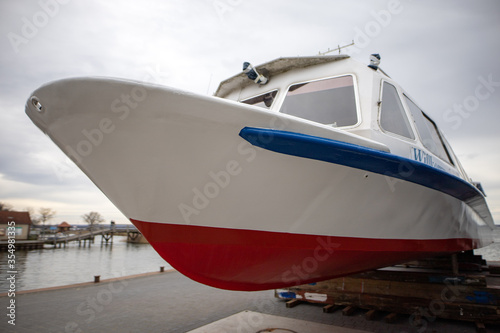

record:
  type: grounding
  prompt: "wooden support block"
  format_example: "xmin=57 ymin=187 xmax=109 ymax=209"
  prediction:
xmin=365 ymin=309 xmax=378 ymax=321
xmin=342 ymin=305 xmax=356 ymax=316
xmin=489 ymin=265 xmax=500 ymax=274
xmin=323 ymin=304 xmax=340 ymax=313
xmin=384 ymin=312 xmax=398 ymax=323
xmin=285 ymin=299 xmax=301 ymax=308
xmin=475 ymin=322 xmax=486 ymax=333
xmin=451 ymin=253 xmax=459 ymax=275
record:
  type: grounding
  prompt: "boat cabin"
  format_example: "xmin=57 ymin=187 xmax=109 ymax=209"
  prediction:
xmin=215 ymin=55 xmax=469 ymax=182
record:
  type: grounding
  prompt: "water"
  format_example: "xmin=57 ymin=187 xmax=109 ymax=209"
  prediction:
xmin=0 ymin=235 xmax=171 ymax=292
xmin=474 ymin=228 xmax=500 ymax=262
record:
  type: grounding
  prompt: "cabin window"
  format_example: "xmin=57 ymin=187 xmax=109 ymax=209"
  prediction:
xmin=404 ymin=96 xmax=453 ymax=164
xmin=380 ymin=82 xmax=415 ymax=139
xmin=279 ymin=75 xmax=358 ymax=127
xmin=241 ymin=90 xmax=278 ymax=109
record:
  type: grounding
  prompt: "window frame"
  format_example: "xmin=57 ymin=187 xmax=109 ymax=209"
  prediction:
xmin=421 ymin=113 xmax=454 ymax=165
xmin=440 ymin=132 xmax=467 ymax=176
xmin=403 ymin=94 xmax=455 ymax=166
xmin=239 ymin=89 xmax=279 ymax=109
xmin=378 ymin=80 xmax=417 ymax=142
xmin=278 ymin=74 xmax=362 ymax=129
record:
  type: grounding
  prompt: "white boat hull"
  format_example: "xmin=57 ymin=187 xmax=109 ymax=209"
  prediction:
xmin=26 ymin=78 xmax=493 ymax=290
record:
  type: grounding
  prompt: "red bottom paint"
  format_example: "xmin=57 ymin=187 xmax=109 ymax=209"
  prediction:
xmin=132 ymin=219 xmax=476 ymax=291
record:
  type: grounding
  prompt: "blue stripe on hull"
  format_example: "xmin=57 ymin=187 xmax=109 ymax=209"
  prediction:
xmin=239 ymin=127 xmax=482 ymax=204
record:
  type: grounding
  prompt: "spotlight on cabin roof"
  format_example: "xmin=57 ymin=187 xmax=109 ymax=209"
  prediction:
xmin=368 ymin=53 xmax=381 ymax=70
xmin=243 ymin=62 xmax=268 ymax=85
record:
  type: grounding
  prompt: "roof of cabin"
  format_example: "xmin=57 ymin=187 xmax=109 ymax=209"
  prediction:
xmin=214 ymin=55 xmax=350 ymax=98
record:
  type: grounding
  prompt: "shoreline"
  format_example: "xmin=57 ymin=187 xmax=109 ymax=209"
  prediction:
xmin=0 ymin=268 xmax=176 ymax=297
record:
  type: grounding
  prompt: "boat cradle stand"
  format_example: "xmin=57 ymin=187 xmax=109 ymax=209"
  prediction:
xmin=275 ymin=251 xmax=500 ymax=332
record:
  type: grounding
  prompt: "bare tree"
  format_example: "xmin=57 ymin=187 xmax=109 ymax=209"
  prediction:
xmin=39 ymin=207 xmax=56 ymax=225
xmin=0 ymin=202 xmax=13 ymax=211
xmin=26 ymin=207 xmax=41 ymax=225
xmin=82 ymin=211 xmax=105 ymax=231
xmin=38 ymin=208 xmax=56 ymax=235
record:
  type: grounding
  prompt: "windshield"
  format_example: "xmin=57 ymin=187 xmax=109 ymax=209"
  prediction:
xmin=241 ymin=90 xmax=278 ymax=109
xmin=279 ymin=75 xmax=358 ymax=127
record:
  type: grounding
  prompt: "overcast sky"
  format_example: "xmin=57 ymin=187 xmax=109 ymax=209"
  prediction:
xmin=1 ymin=0 xmax=499 ymax=225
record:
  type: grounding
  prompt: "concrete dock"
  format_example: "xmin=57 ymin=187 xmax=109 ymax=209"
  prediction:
xmin=0 ymin=270 xmax=494 ymax=333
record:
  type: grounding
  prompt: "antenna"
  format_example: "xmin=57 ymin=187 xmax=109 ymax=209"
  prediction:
xmin=318 ymin=40 xmax=355 ymax=56
xmin=206 ymin=73 xmax=213 ymax=95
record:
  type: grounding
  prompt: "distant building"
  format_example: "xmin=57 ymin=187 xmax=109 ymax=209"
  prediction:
xmin=57 ymin=221 xmax=71 ymax=232
xmin=0 ymin=211 xmax=33 ymax=240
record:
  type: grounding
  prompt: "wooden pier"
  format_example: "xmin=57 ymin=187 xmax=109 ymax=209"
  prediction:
xmin=275 ymin=252 xmax=500 ymax=331
xmin=0 ymin=225 xmax=143 ymax=250
xmin=126 ymin=229 xmax=149 ymax=244
xmin=41 ymin=229 xmax=113 ymax=248
xmin=0 ymin=239 xmax=44 ymax=250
